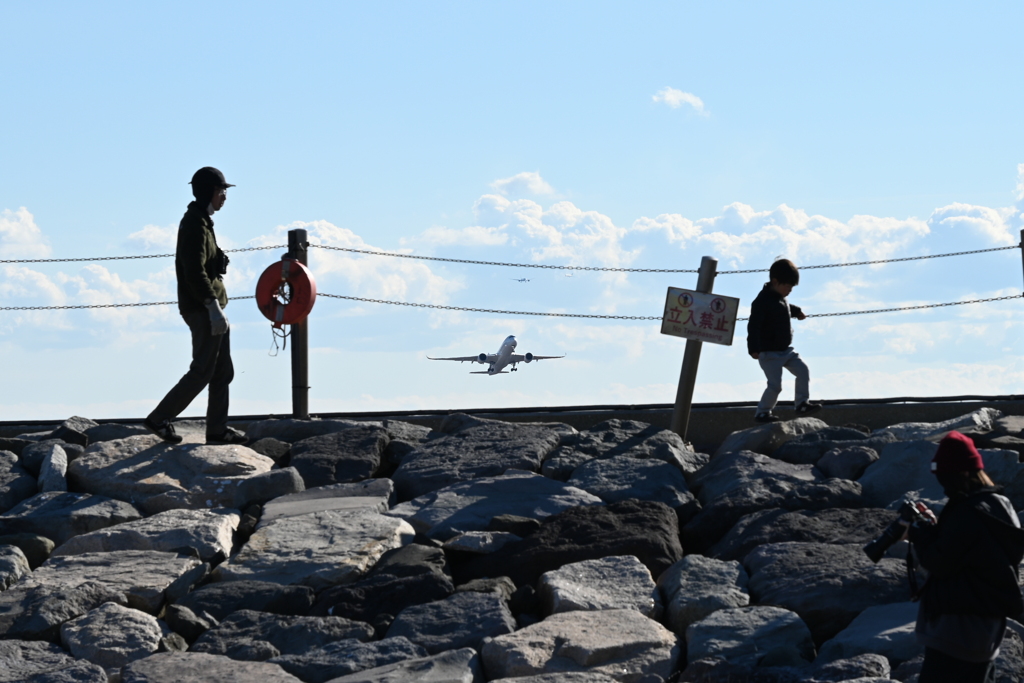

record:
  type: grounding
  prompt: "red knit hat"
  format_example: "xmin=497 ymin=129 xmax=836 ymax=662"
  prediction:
xmin=931 ymin=430 xmax=985 ymax=475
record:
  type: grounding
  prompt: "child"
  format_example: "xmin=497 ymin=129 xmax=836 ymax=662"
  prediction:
xmin=747 ymin=258 xmax=821 ymax=423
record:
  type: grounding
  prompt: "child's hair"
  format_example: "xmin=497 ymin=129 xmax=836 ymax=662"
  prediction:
xmin=936 ymin=469 xmax=996 ymax=498
xmin=769 ymin=258 xmax=800 ymax=285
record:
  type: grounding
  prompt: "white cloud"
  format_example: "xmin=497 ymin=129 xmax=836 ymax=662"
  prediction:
xmin=490 ymin=172 xmax=555 ymax=197
xmin=928 ymin=203 xmax=1017 ymax=245
xmin=652 ymin=87 xmax=708 ymax=116
xmin=400 ymin=225 xmax=508 ymax=249
xmin=1016 ymin=163 xmax=1024 ymax=201
xmin=0 ymin=207 xmax=51 ymax=259
xmin=127 ymin=224 xmax=177 ymax=251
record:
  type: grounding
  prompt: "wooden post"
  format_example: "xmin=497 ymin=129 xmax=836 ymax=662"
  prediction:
xmin=670 ymin=256 xmax=718 ymax=440
xmin=287 ymin=229 xmax=310 ymax=420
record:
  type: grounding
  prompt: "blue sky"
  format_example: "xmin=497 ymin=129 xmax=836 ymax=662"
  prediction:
xmin=2 ymin=2 xmax=1023 ymax=421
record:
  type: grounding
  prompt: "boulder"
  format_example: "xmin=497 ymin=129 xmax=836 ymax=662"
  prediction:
xmin=0 ymin=639 xmax=107 ymax=683
xmin=0 ymin=543 xmax=30 ymax=590
xmin=173 ymin=580 xmax=315 ymax=622
xmin=816 ymin=446 xmax=880 ymax=480
xmin=771 ymin=432 xmax=895 ymax=467
xmin=0 ymin=438 xmax=32 ymax=457
xmin=879 ymin=407 xmax=1001 ymax=441
xmin=686 ymin=605 xmax=815 ymax=668
xmin=0 ymin=492 xmax=143 ymax=546
xmin=20 ymin=440 xmax=84 ymax=477
xmin=0 ymin=533 xmax=53 ymax=569
xmin=566 ymin=455 xmax=697 ymax=513
xmin=213 ymin=509 xmax=414 ymax=589
xmin=246 ymin=418 xmax=377 ymax=443
xmin=0 ymin=451 xmax=36 ymax=514
xmin=386 ymin=591 xmax=516 ymax=654
xmin=715 ymin=418 xmax=829 ymax=458
xmin=269 ymin=637 xmax=428 ymax=683
xmin=443 ymin=531 xmax=521 ymax=554
xmin=691 ymin=450 xmax=815 ymax=504
xmin=83 ymin=423 xmax=149 ymax=443
xmin=121 ymin=651 xmax=304 ymax=682
xmin=289 ymin=425 xmax=390 ymax=488
xmin=163 ymin=604 xmax=215 ymax=644
xmin=0 ymin=581 xmax=129 ymax=642
xmin=815 ymin=601 xmax=921 ymax=666
xmin=381 ymin=420 xmax=433 ymax=470
xmin=857 ymin=440 xmax=941 ymax=508
xmin=51 ymin=508 xmax=240 ymax=562
xmin=538 ymin=555 xmax=661 ymax=618
xmin=676 ymin=656 xmax=804 ymax=683
xmin=249 ymin=437 xmax=291 ymax=462
xmin=36 ymin=444 xmax=67 ymax=493
xmin=744 ymin=542 xmax=908 ymax=644
xmin=190 ymin=609 xmax=374 ymax=660
xmin=482 ymin=608 xmax=680 ymax=682
xmin=386 ymin=470 xmax=602 ymax=541
xmin=392 ymin=416 xmax=566 ymax=501
xmin=489 ymin=675 xmax=619 ymax=683
xmin=657 ymin=554 xmax=750 ymax=637
xmin=319 ymin=647 xmax=481 ymax=683
xmin=455 ymin=499 xmax=682 ymax=588
xmin=60 ymin=602 xmax=165 ymax=670
xmin=811 ymin=654 xmax=891 ymax=682
xmin=260 ymin=480 xmax=393 ymax=526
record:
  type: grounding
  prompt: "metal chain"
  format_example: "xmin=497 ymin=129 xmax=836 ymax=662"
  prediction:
xmin=0 ymin=296 xmax=255 ymax=311
xmin=735 ymin=294 xmax=1023 ymax=321
xmin=720 ymin=245 xmax=1021 ymax=274
xmin=317 ymin=293 xmax=663 ymax=319
xmin=0 ymin=246 xmax=286 ymax=265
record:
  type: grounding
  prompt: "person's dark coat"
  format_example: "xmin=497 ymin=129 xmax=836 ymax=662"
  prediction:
xmin=747 ymin=283 xmax=803 ymax=355
xmin=175 ymin=201 xmax=228 ymax=316
xmin=909 ymin=487 xmax=1024 ymax=621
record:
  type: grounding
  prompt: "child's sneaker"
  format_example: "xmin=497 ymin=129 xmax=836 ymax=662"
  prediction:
xmin=796 ymin=401 xmax=822 ymax=416
xmin=144 ymin=417 xmax=183 ymax=444
xmin=755 ymin=412 xmax=781 ymax=423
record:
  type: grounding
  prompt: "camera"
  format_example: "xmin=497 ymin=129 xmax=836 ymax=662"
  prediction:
xmin=863 ymin=498 xmax=933 ymax=563
xmin=215 ymin=249 xmax=230 ymax=276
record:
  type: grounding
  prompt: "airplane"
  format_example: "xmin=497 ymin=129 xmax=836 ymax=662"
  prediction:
xmin=428 ymin=335 xmax=564 ymax=375
xmin=511 ymin=278 xmax=530 ymax=283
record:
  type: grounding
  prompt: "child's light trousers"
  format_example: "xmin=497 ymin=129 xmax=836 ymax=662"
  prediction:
xmin=756 ymin=347 xmax=810 ymax=414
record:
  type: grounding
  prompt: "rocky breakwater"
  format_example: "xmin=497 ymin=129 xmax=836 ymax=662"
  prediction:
xmin=0 ymin=409 xmax=1023 ymax=682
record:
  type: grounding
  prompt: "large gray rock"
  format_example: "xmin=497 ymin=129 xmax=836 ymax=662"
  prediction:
xmin=0 ymin=492 xmax=142 ymax=546
xmin=392 ymin=416 xmax=566 ymax=501
xmin=173 ymin=580 xmax=315 ymax=622
xmin=121 ymin=652 xmax=304 ymax=682
xmin=657 ymin=554 xmax=749 ymax=637
xmin=47 ymin=417 xmax=98 ymax=446
xmin=20 ymin=440 xmax=84 ymax=477
xmin=26 ymin=550 xmax=201 ymax=614
xmin=83 ymin=423 xmax=149 ymax=443
xmin=566 ymin=455 xmax=696 ymax=512
xmin=692 ymin=450 xmax=815 ymax=504
xmin=0 ymin=533 xmax=53 ymax=570
xmin=715 ymin=418 xmax=829 ymax=458
xmin=382 ymin=421 xmax=433 ymax=470
xmin=879 ymin=407 xmax=1002 ymax=441
xmin=320 ymin=647 xmax=481 ymax=683
xmin=0 ymin=639 xmax=107 ymax=683
xmin=686 ymin=605 xmax=815 ymax=668
xmin=482 ymin=608 xmax=679 ymax=682
xmin=0 ymin=543 xmax=30 ymax=590
xmin=744 ymin=542 xmax=908 ymax=644
xmin=67 ymin=435 xmax=301 ymax=514
xmin=60 ymin=602 xmax=164 ymax=670
xmin=0 ymin=451 xmax=36 ymax=514
xmin=214 ymin=509 xmax=414 ymax=589
xmin=191 ymin=609 xmax=374 ymax=660
xmin=538 ymin=555 xmax=661 ymax=618
xmin=812 ymin=654 xmax=891 ymax=682
xmin=490 ymin=675 xmax=619 ymax=683
xmin=771 ymin=431 xmax=895 ymax=467
xmin=289 ymin=425 xmax=390 ymax=488
xmin=816 ymin=601 xmax=921 ymax=666
xmin=386 ymin=470 xmax=602 ymax=541
xmin=0 ymin=581 xmax=129 ymax=641
xmin=386 ymin=591 xmax=516 ymax=654
xmin=51 ymin=508 xmax=239 ymax=562
xmin=36 ymin=445 xmax=67 ymax=493
xmin=443 ymin=531 xmax=521 ymax=554
xmin=857 ymin=440 xmax=941 ymax=508
xmin=817 ymin=445 xmax=880 ymax=480
xmin=246 ymin=418 xmax=378 ymax=444
xmin=269 ymin=637 xmax=428 ymax=683
xmin=260 ymin=480 xmax=393 ymax=527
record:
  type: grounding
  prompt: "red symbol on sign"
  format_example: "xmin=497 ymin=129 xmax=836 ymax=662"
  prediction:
xmin=710 ymin=298 xmax=726 ymax=314
xmin=677 ymin=293 xmax=694 ymax=308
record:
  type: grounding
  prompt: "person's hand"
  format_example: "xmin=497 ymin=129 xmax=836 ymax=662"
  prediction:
xmin=205 ymin=299 xmax=229 ymax=336
xmin=750 ymin=352 xmax=760 ymax=360
xmin=915 ymin=502 xmax=937 ymax=525
xmin=794 ymin=311 xmax=807 ymax=321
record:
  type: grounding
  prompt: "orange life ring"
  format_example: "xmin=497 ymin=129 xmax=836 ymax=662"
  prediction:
xmin=255 ymin=258 xmax=317 ymax=328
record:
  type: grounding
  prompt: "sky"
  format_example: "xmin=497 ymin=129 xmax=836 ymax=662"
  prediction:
xmin=2 ymin=2 xmax=1024 ymax=422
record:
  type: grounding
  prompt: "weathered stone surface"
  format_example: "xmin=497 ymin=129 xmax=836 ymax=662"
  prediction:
xmin=67 ymin=435 xmax=296 ymax=514
xmin=191 ymin=609 xmax=374 ymax=660
xmin=20 ymin=440 xmax=83 ymax=478
xmin=744 ymin=542 xmax=908 ymax=644
xmin=0 ymin=543 xmax=30 ymax=590
xmin=677 ymin=657 xmax=803 ymax=683
xmin=0 ymin=533 xmax=53 ymax=569
xmin=482 ymin=608 xmax=679 ymax=682
xmin=567 ymin=455 xmax=696 ymax=512
xmin=52 ymin=508 xmax=239 ymax=562
xmin=490 ymin=675 xmax=619 ymax=683
xmin=163 ymin=604 xmax=214 ymax=643
xmin=692 ymin=450 xmax=815 ymax=504
xmin=686 ymin=605 xmax=815 ymax=669
xmin=812 ymin=653 xmax=891 ymax=682
xmin=121 ymin=651 xmax=304 ymax=682
xmin=456 ymin=499 xmax=682 ymax=588
xmin=289 ymin=425 xmax=390 ymax=488
xmin=386 ymin=591 xmax=516 ymax=654
xmin=382 ymin=421 xmax=433 ymax=470
xmin=0 ymin=438 xmax=32 ymax=457
xmin=443 ymin=531 xmax=521 ymax=554
xmin=234 ymin=467 xmax=306 ymax=507
xmin=260 ymin=480 xmax=392 ymax=527
xmin=816 ymin=445 xmax=880 ymax=480
xmin=0 ymin=581 xmax=128 ymax=642
xmin=321 ymin=647 xmax=481 ymax=683
xmin=708 ymin=508 xmax=896 ymax=562
xmin=249 ymin=437 xmax=291 ymax=462
xmin=857 ymin=440 xmax=941 ymax=508
xmin=214 ymin=509 xmax=414 ymax=589
xmin=0 ymin=451 xmax=36 ymax=514
xmin=36 ymin=445 xmax=67 ymax=493
xmin=816 ymin=601 xmax=921 ymax=666
xmin=27 ymin=550 xmax=201 ymax=614
xmin=539 ymin=555 xmax=661 ymax=618
xmin=0 ymin=639 xmax=107 ymax=683
xmin=386 ymin=470 xmax=602 ymax=541
xmin=246 ymin=418 xmax=378 ymax=444
xmin=392 ymin=415 xmax=566 ymax=501
xmin=0 ymin=492 xmax=143 ymax=546
xmin=543 ymin=419 xmax=708 ymax=482
xmin=715 ymin=418 xmax=829 ymax=458
xmin=771 ymin=431 xmax=894 ymax=466
xmin=657 ymin=554 xmax=749 ymax=637
xmin=83 ymin=423 xmax=149 ymax=443
xmin=60 ymin=602 xmax=164 ymax=670
xmin=174 ymin=580 xmax=315 ymax=621
xmin=879 ymin=407 xmax=1001 ymax=441
xmin=269 ymin=637 xmax=428 ymax=683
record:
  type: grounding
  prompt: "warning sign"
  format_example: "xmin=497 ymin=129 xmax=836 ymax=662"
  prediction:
xmin=660 ymin=287 xmax=740 ymax=346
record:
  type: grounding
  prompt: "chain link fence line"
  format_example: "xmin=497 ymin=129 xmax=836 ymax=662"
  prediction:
xmin=0 ymin=245 xmax=287 ymax=265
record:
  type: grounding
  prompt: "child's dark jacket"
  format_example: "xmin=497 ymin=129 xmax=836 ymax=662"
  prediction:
xmin=747 ymin=283 xmax=803 ymax=355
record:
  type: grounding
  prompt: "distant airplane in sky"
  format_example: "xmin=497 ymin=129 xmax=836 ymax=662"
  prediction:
xmin=511 ymin=278 xmax=530 ymax=282
xmin=428 ymin=335 xmax=564 ymax=375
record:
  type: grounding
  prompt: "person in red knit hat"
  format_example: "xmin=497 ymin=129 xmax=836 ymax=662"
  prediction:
xmin=906 ymin=430 xmax=1024 ymax=682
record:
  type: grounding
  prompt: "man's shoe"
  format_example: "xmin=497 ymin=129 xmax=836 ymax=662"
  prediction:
xmin=755 ymin=412 xmax=781 ymax=423
xmin=796 ymin=401 xmax=822 ymax=415
xmin=207 ymin=426 xmax=248 ymax=445
xmin=144 ymin=417 xmax=183 ymax=444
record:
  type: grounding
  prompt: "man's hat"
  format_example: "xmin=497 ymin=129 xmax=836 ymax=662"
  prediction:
xmin=190 ymin=167 xmax=235 ymax=190
xmin=931 ymin=430 xmax=985 ymax=475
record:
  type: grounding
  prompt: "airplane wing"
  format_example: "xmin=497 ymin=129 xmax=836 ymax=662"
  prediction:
xmin=510 ymin=354 xmax=565 ymax=362
xmin=427 ymin=355 xmax=495 ymax=363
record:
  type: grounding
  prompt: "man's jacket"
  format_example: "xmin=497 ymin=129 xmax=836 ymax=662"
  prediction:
xmin=747 ymin=283 xmax=803 ymax=355
xmin=175 ymin=201 xmax=228 ymax=316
